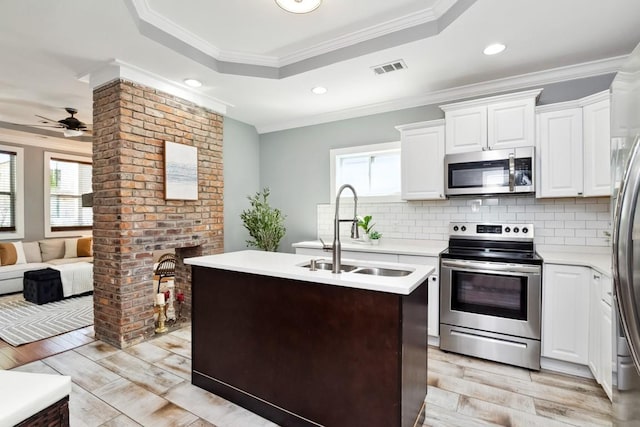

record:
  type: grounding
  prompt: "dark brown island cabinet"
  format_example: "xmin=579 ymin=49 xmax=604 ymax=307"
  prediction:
xmin=189 ymin=255 xmax=429 ymax=427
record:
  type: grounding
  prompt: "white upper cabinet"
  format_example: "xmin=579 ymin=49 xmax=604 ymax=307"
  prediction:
xmin=582 ymin=94 xmax=611 ymax=197
xmin=536 ymin=91 xmax=611 ymax=198
xmin=396 ymin=120 xmax=445 ymax=200
xmin=443 ymin=107 xmax=487 ymax=153
xmin=488 ymin=98 xmax=536 ymax=150
xmin=536 ymin=107 xmax=584 ymax=198
xmin=440 ymin=89 xmax=541 ymax=154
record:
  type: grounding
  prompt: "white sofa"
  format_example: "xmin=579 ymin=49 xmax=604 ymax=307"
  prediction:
xmin=0 ymin=238 xmax=92 ymax=295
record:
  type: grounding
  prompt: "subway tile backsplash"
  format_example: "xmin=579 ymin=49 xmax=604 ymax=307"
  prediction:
xmin=317 ymin=196 xmax=611 ymax=247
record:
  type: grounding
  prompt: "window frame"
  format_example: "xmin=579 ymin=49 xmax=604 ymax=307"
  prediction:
xmin=329 ymin=141 xmax=402 ymax=203
xmin=0 ymin=145 xmax=24 ymax=240
xmin=44 ymin=151 xmax=93 ymax=238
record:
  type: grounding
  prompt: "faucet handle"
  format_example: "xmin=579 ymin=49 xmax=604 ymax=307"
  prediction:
xmin=319 ymin=238 xmax=332 ymax=251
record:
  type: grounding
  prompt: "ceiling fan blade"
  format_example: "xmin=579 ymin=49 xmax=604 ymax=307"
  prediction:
xmin=35 ymin=114 xmax=62 ymax=124
xmin=28 ymin=124 xmax=64 ymax=128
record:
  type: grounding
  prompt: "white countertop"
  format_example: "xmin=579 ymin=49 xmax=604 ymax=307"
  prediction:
xmin=185 ymin=250 xmax=435 ymax=295
xmin=292 ymin=238 xmax=447 ymax=258
xmin=536 ymin=245 xmax=611 ymax=276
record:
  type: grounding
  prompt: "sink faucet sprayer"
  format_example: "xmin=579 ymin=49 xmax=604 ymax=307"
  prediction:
xmin=333 ymin=184 xmax=359 ymax=273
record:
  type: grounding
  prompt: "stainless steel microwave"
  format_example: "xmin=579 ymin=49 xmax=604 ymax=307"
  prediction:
xmin=444 ymin=147 xmax=535 ymax=196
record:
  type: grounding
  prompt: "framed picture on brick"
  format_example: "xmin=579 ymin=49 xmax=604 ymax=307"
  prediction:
xmin=164 ymin=141 xmax=198 ymax=200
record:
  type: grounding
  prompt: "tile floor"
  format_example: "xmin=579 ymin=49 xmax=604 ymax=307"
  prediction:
xmin=11 ymin=324 xmax=612 ymax=427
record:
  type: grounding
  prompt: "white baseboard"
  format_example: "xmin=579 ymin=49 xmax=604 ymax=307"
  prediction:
xmin=540 ymin=357 xmax=594 ymax=379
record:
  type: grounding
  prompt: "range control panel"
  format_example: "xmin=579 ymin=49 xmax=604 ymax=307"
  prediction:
xmin=449 ymin=222 xmax=534 ymax=240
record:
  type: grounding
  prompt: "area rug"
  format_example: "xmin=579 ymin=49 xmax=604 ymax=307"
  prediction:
xmin=0 ymin=294 xmax=93 ymax=346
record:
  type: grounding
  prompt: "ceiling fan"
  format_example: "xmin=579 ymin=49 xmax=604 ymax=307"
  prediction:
xmin=34 ymin=107 xmax=92 ymax=137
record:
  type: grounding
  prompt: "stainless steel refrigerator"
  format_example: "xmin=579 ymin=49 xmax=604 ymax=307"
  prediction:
xmin=612 ymin=40 xmax=640 ymax=425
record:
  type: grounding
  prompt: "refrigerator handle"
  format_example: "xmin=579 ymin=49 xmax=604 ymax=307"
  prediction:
xmin=613 ymin=136 xmax=640 ymax=372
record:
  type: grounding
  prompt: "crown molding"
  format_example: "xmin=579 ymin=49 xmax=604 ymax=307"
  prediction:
xmin=278 ymin=0 xmax=459 ymax=66
xmin=83 ymin=59 xmax=230 ymax=114
xmin=127 ymin=0 xmax=464 ymax=69
xmin=439 ymin=89 xmax=542 ymax=111
xmin=256 ymin=55 xmax=626 ymax=134
xmin=395 ymin=119 xmax=445 ymax=132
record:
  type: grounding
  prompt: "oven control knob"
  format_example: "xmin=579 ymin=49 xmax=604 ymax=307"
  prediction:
xmin=513 ymin=227 xmax=520 ymax=233
xmin=461 ymin=226 xmax=466 ymax=232
xmin=453 ymin=226 xmax=459 ymax=232
xmin=522 ymin=227 xmax=529 ymax=234
xmin=505 ymin=227 xmax=511 ymax=233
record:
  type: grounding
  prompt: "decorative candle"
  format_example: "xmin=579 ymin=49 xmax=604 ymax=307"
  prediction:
xmin=156 ymin=293 xmax=165 ymax=305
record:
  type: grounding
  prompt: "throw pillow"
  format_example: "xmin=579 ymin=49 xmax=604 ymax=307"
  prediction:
xmin=13 ymin=241 xmax=26 ymax=265
xmin=22 ymin=241 xmax=43 ymax=263
xmin=0 ymin=243 xmax=17 ymax=266
xmin=64 ymin=238 xmax=78 ymax=258
xmin=39 ymin=239 xmax=66 ymax=262
xmin=77 ymin=237 xmax=93 ymax=257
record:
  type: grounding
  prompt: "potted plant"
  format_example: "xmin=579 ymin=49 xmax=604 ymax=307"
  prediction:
xmin=357 ymin=215 xmax=375 ymax=241
xmin=240 ymin=188 xmax=286 ymax=252
xmin=368 ymin=230 xmax=382 ymax=245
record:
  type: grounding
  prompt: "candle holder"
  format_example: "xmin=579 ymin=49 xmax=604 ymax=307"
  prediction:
xmin=156 ymin=302 xmax=168 ymax=333
xmin=165 ymin=281 xmax=176 ymax=321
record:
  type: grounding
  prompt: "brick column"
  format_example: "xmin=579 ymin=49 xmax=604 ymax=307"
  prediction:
xmin=92 ymin=79 xmax=223 ymax=348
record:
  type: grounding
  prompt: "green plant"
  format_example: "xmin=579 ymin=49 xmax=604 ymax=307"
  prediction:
xmin=240 ymin=188 xmax=286 ymax=252
xmin=357 ymin=215 xmax=375 ymax=234
xmin=369 ymin=230 xmax=382 ymax=240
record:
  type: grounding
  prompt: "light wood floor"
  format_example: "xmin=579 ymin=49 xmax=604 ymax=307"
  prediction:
xmin=4 ymin=328 xmax=612 ymax=426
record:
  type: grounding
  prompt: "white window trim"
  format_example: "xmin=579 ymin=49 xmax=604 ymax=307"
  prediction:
xmin=329 ymin=141 xmax=403 ymax=203
xmin=0 ymin=145 xmax=24 ymax=240
xmin=44 ymin=151 xmax=93 ymax=238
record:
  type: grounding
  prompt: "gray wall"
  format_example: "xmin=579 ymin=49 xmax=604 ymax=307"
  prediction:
xmin=223 ymin=117 xmax=261 ymax=252
xmin=259 ymin=74 xmax=616 ymax=253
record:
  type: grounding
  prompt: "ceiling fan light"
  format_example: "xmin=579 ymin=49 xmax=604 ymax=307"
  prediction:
xmin=275 ymin=0 xmax=321 ymax=14
xmin=63 ymin=129 xmax=83 ymax=137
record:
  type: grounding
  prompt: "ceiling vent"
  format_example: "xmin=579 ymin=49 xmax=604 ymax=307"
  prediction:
xmin=371 ymin=60 xmax=407 ymax=75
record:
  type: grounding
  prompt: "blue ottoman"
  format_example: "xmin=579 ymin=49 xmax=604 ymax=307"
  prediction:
xmin=23 ymin=268 xmax=63 ymax=305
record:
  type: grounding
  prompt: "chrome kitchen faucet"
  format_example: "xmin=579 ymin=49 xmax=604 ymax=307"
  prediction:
xmin=332 ymin=184 xmax=359 ymax=273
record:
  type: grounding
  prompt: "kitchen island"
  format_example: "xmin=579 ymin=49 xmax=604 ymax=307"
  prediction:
xmin=185 ymin=250 xmax=434 ymax=427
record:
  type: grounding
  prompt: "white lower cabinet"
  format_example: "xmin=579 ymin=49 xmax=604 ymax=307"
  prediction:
xmin=600 ymin=297 xmax=613 ymax=400
xmin=542 ymin=264 xmax=590 ymax=364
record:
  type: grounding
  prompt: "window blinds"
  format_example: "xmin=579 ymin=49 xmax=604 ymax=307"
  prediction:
xmin=0 ymin=150 xmax=16 ymax=231
xmin=49 ymin=158 xmax=92 ymax=231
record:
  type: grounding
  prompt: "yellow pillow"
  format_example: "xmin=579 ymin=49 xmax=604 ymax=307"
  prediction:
xmin=77 ymin=237 xmax=93 ymax=257
xmin=0 ymin=243 xmax=17 ymax=266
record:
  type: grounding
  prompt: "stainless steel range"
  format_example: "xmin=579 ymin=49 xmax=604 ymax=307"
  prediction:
xmin=439 ymin=222 xmax=543 ymax=370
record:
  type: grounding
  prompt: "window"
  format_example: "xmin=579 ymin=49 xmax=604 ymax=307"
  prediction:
xmin=0 ymin=145 xmax=24 ymax=239
xmin=44 ymin=152 xmax=92 ymax=237
xmin=330 ymin=142 xmax=401 ymax=201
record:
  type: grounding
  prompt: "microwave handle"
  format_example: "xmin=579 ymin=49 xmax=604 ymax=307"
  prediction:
xmin=508 ymin=153 xmax=515 ymax=191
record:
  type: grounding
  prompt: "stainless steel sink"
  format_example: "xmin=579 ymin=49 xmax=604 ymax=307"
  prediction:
xmin=302 ymin=261 xmax=358 ymax=272
xmin=352 ymin=267 xmax=412 ymax=277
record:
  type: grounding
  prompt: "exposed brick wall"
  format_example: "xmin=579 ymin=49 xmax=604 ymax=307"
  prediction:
xmin=92 ymin=79 xmax=223 ymax=348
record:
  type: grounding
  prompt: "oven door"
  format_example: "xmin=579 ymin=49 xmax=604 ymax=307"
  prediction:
xmin=440 ymin=258 xmax=542 ymax=340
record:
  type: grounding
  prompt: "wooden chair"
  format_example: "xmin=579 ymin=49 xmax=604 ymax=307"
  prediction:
xmin=155 ymin=253 xmax=176 ymax=293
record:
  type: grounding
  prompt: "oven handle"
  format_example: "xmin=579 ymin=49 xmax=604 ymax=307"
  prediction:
xmin=441 ymin=259 xmax=541 ymax=275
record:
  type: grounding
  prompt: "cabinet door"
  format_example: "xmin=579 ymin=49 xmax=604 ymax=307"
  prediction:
xmin=537 ymin=108 xmax=584 ymax=198
xmin=542 ymin=264 xmax=590 ymax=364
xmin=588 ymin=273 xmax=601 ymax=381
xmin=583 ymin=99 xmax=611 ymax=197
xmin=488 ymin=98 xmax=535 ymax=150
xmin=600 ymin=298 xmax=613 ymax=400
xmin=401 ymin=125 xmax=445 ymax=200
xmin=445 ymin=106 xmax=487 ymax=154
xmin=427 ymin=274 xmax=439 ymax=337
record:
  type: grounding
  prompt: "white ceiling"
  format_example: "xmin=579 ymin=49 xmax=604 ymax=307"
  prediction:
xmin=0 ymin=0 xmax=639 ymax=145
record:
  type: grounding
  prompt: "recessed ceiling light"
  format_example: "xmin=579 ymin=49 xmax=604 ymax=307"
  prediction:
xmin=311 ymin=86 xmax=327 ymax=95
xmin=275 ymin=0 xmax=322 ymax=14
xmin=184 ymin=78 xmax=202 ymax=88
xmin=483 ymin=43 xmax=506 ymax=56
